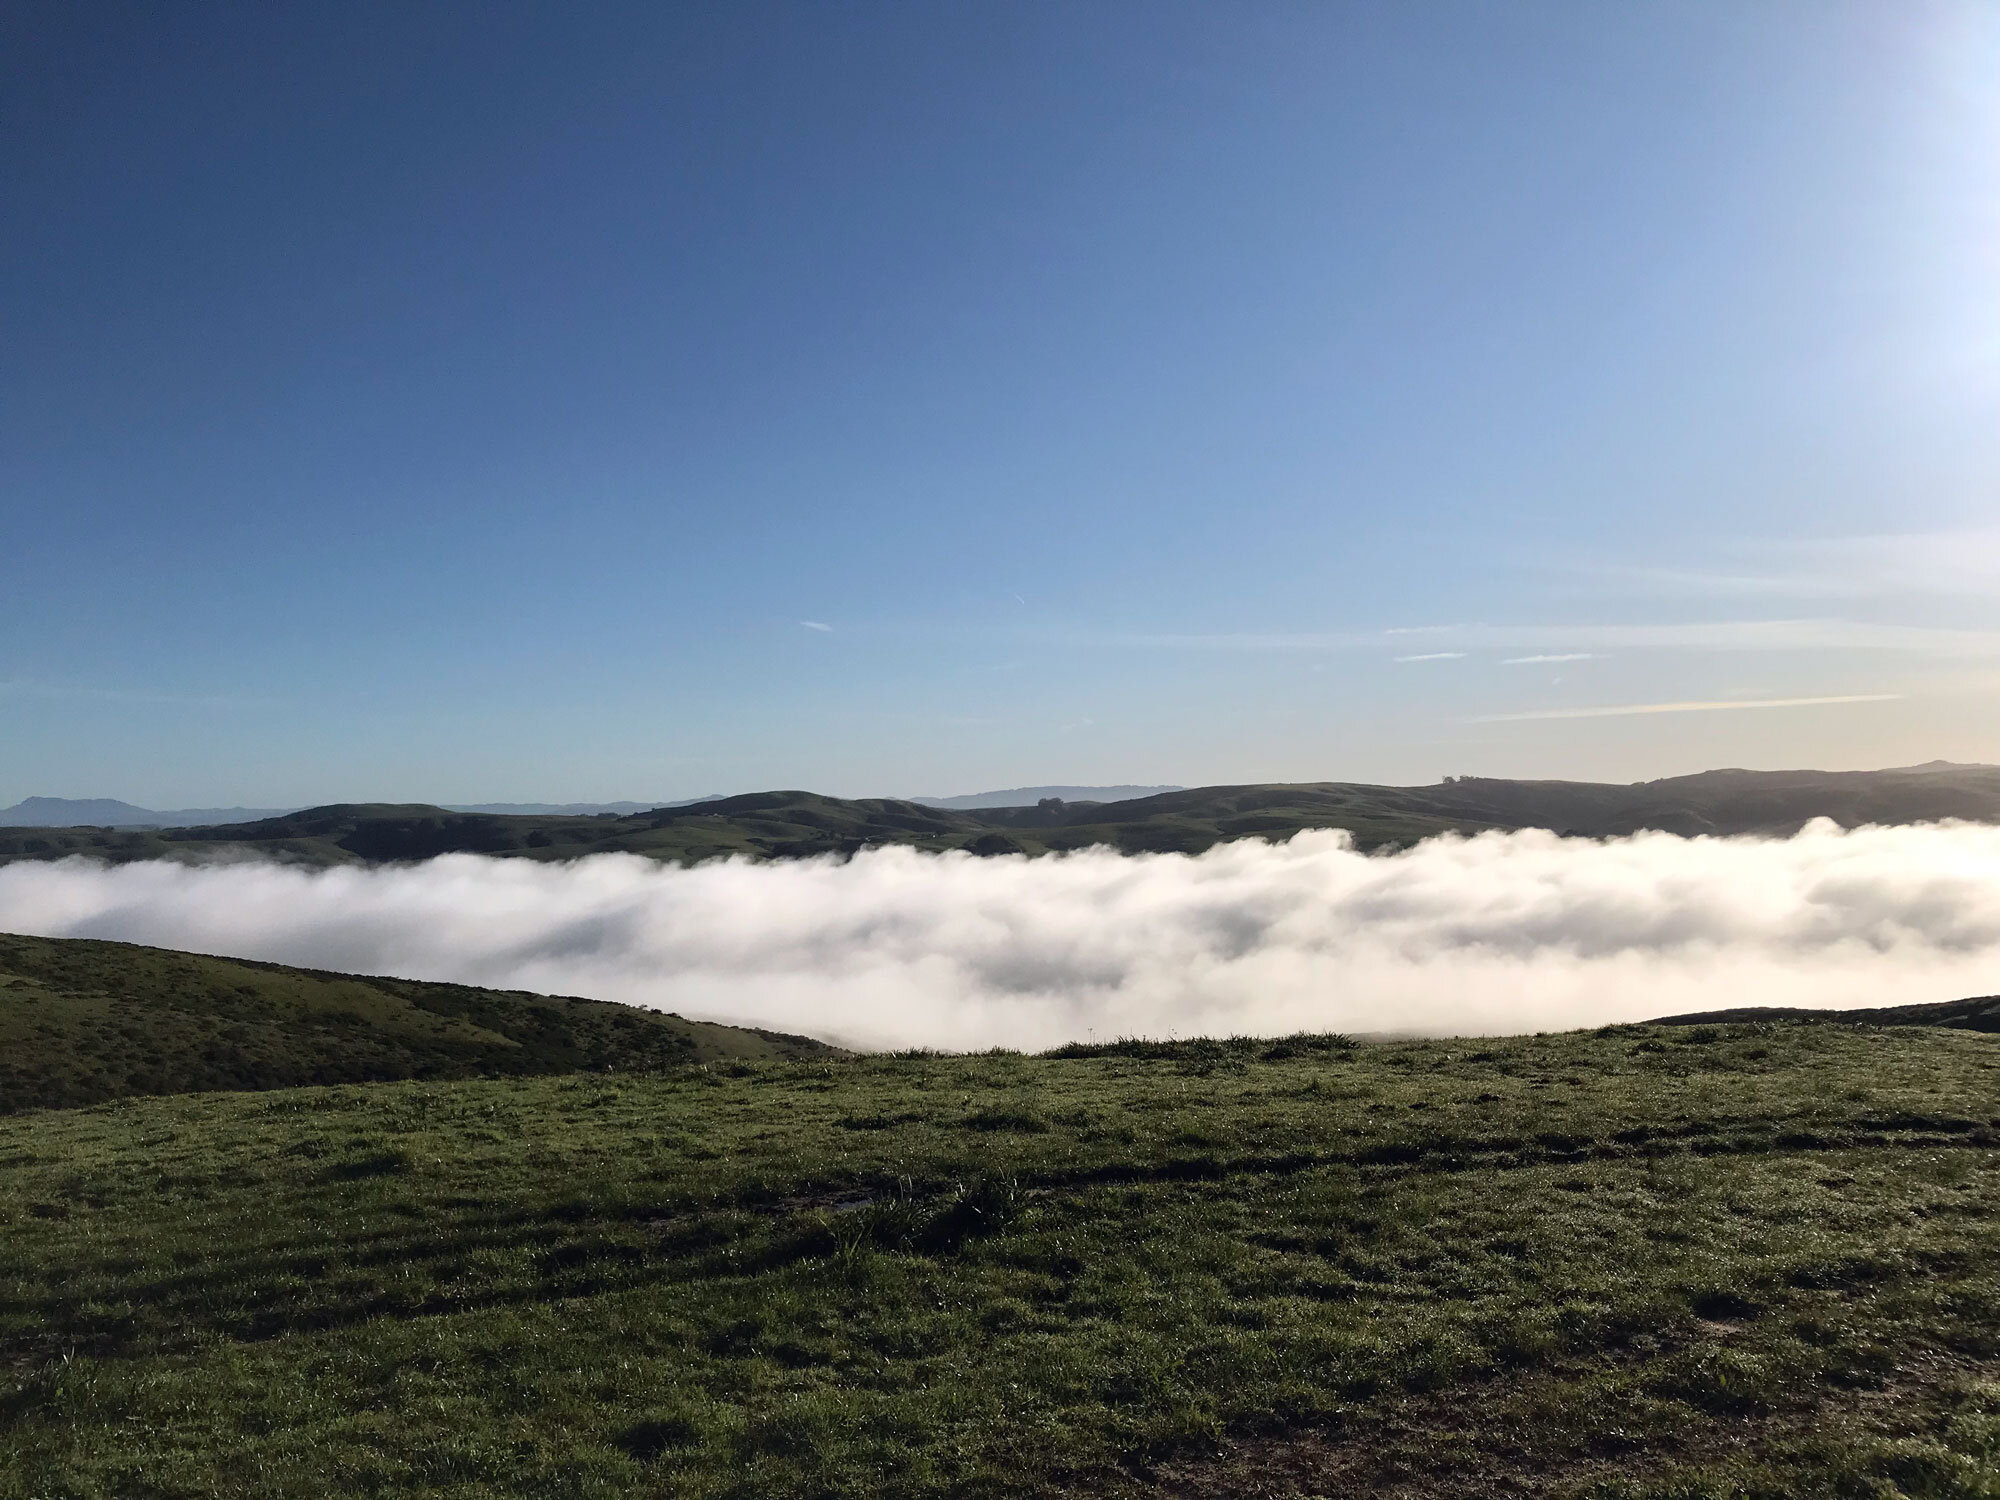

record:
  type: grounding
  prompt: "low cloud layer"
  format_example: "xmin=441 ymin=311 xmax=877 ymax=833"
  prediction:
xmin=5 ymin=823 xmax=2000 ymax=1050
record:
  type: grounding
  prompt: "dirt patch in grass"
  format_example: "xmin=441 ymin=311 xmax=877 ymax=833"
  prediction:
xmin=1125 ymin=1350 xmax=2000 ymax=1498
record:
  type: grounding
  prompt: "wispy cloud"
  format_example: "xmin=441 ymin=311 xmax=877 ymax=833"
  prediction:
xmin=1471 ymin=693 xmax=1902 ymax=723
xmin=1502 ymin=653 xmax=1606 ymax=665
xmin=1580 ymin=530 xmax=2000 ymax=603
xmin=1395 ymin=652 xmax=1467 ymax=662
xmin=1104 ymin=620 xmax=2000 ymax=657
xmin=800 ymin=620 xmax=834 ymax=633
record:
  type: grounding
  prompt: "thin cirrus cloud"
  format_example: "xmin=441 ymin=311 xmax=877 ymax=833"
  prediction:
xmin=6 ymin=820 xmax=2000 ymax=1049
xmin=1587 ymin=530 xmax=2000 ymax=602
xmin=1471 ymin=693 xmax=1902 ymax=723
xmin=800 ymin=620 xmax=834 ymax=633
xmin=1107 ymin=620 xmax=2000 ymax=657
xmin=1394 ymin=652 xmax=1468 ymax=662
xmin=1501 ymin=654 xmax=1607 ymax=665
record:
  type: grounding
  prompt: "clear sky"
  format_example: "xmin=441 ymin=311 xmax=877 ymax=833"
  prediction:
xmin=5 ymin=1 xmax=1998 ymax=806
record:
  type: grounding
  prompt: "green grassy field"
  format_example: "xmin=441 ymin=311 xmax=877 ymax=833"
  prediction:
xmin=0 ymin=934 xmax=836 ymax=1112
xmin=4 ymin=1018 xmax=1998 ymax=1497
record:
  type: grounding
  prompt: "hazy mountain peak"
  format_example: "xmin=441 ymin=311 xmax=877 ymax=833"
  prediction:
xmin=0 ymin=796 xmax=162 ymax=826
xmin=0 ymin=796 xmax=304 ymax=828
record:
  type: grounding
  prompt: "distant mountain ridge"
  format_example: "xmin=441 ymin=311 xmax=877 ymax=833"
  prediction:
xmin=0 ymin=790 xmax=1159 ymax=826
xmin=7 ymin=762 xmax=2000 ymax=869
xmin=910 ymin=784 xmax=1185 ymax=809
xmin=442 ymin=798 xmax=722 ymax=817
xmin=0 ymin=797 xmax=300 ymax=828
xmin=0 ymin=795 xmax=719 ymax=827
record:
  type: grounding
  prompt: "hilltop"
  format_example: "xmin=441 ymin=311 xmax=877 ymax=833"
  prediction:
xmin=909 ymin=784 xmax=1185 ymax=810
xmin=0 ymin=933 xmax=836 ymax=1112
xmin=6 ymin=762 xmax=2000 ymax=870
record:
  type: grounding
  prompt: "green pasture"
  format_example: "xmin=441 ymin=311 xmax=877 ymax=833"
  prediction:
xmin=3 ymin=1022 xmax=1998 ymax=1497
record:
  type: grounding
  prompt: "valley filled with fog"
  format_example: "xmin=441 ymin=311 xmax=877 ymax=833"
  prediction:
xmin=7 ymin=820 xmax=2000 ymax=1050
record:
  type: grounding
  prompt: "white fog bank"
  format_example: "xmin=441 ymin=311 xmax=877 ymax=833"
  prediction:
xmin=4 ymin=822 xmax=2000 ymax=1050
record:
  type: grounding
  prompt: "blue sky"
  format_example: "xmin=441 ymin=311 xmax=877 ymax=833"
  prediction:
xmin=5 ymin=1 xmax=1998 ymax=805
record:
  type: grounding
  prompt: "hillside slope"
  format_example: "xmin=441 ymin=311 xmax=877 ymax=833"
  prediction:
xmin=5 ymin=762 xmax=2000 ymax=869
xmin=1652 ymin=994 xmax=2000 ymax=1031
xmin=0 ymin=933 xmax=836 ymax=1112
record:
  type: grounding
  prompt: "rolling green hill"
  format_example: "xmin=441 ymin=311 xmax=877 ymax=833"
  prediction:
xmin=5 ymin=762 xmax=2000 ymax=870
xmin=0 ymin=933 xmax=836 ymax=1113
xmin=2 ymin=1019 xmax=1997 ymax=1496
xmin=0 ymin=794 xmax=981 ymax=868
xmin=986 ymin=760 xmax=2000 ymax=851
